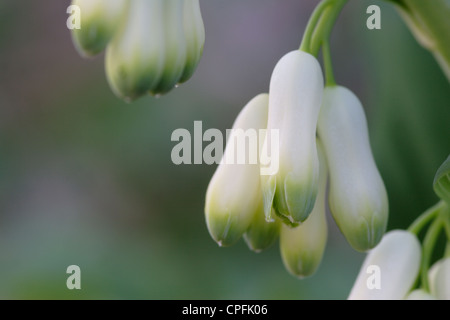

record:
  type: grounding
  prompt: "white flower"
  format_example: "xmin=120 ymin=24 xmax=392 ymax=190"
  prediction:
xmin=71 ymin=0 xmax=128 ymax=57
xmin=428 ymin=257 xmax=450 ymax=300
xmin=348 ymin=230 xmax=421 ymax=300
xmin=179 ymin=0 xmax=205 ymax=83
xmin=279 ymin=140 xmax=328 ymax=278
xmin=205 ymin=94 xmax=269 ymax=247
xmin=261 ymin=50 xmax=324 ymax=224
xmin=243 ymin=204 xmax=280 ymax=253
xmin=105 ymin=0 xmax=205 ymax=100
xmin=318 ymin=86 xmax=388 ymax=251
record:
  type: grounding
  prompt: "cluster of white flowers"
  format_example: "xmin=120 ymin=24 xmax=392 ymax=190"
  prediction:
xmin=205 ymin=50 xmax=389 ymax=278
xmin=68 ymin=0 xmax=449 ymax=299
xmin=71 ymin=0 xmax=205 ymax=101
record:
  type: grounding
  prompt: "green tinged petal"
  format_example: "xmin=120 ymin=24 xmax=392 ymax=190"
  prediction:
xmin=244 ymin=205 xmax=280 ymax=253
xmin=205 ymin=94 xmax=269 ymax=246
xmin=105 ymin=0 xmax=166 ymax=100
xmin=318 ymin=86 xmax=388 ymax=252
xmin=151 ymin=0 xmax=187 ymax=95
xmin=262 ymin=50 xmax=324 ymax=224
xmin=279 ymin=140 xmax=328 ymax=278
xmin=179 ymin=0 xmax=205 ymax=83
xmin=71 ymin=0 xmax=128 ymax=57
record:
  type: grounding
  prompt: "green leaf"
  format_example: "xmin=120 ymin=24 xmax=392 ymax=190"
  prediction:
xmin=433 ymin=155 xmax=450 ymax=205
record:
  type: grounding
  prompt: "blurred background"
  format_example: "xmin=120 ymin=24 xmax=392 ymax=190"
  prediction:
xmin=0 ymin=0 xmax=448 ymax=299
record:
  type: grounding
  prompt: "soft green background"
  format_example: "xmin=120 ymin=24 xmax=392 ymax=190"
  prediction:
xmin=0 ymin=0 xmax=448 ymax=299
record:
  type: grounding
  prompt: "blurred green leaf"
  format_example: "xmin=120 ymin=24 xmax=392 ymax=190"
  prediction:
xmin=433 ymin=155 xmax=450 ymax=205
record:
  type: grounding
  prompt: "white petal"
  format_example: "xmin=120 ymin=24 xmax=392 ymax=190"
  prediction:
xmin=71 ymin=0 xmax=128 ymax=56
xmin=279 ymin=140 xmax=328 ymax=278
xmin=205 ymin=94 xmax=269 ymax=246
xmin=348 ymin=230 xmax=421 ymax=300
xmin=318 ymin=86 xmax=388 ymax=251
xmin=262 ymin=50 xmax=323 ymax=223
xmin=105 ymin=0 xmax=165 ymax=100
xmin=429 ymin=258 xmax=450 ymax=300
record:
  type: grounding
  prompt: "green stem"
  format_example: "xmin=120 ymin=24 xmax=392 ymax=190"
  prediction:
xmin=420 ymin=217 xmax=443 ymax=292
xmin=322 ymin=40 xmax=336 ymax=86
xmin=408 ymin=200 xmax=445 ymax=235
xmin=299 ymin=0 xmax=334 ymax=54
xmin=441 ymin=205 xmax=450 ymax=241
xmin=309 ymin=0 xmax=348 ymax=56
xmin=445 ymin=241 xmax=450 ymax=258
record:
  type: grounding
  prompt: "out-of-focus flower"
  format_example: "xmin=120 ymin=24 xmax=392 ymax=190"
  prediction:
xmin=405 ymin=289 xmax=435 ymax=300
xmin=279 ymin=140 xmax=328 ymax=278
xmin=318 ymin=85 xmax=388 ymax=252
xmin=261 ymin=50 xmax=323 ymax=224
xmin=348 ymin=230 xmax=421 ymax=300
xmin=106 ymin=0 xmax=205 ymax=100
xmin=428 ymin=257 xmax=450 ymax=300
xmin=71 ymin=0 xmax=128 ymax=57
xmin=205 ymin=94 xmax=269 ymax=247
xmin=70 ymin=0 xmax=205 ymax=101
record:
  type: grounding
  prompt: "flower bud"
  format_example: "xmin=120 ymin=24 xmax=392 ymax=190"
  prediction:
xmin=261 ymin=50 xmax=324 ymax=224
xmin=151 ymin=0 xmax=187 ymax=94
xmin=348 ymin=230 xmax=421 ymax=300
xmin=105 ymin=0 xmax=205 ymax=100
xmin=205 ymin=94 xmax=269 ymax=247
xmin=279 ymin=140 xmax=328 ymax=278
xmin=428 ymin=258 xmax=450 ymax=300
xmin=179 ymin=0 xmax=205 ymax=84
xmin=405 ymin=289 xmax=435 ymax=300
xmin=318 ymin=86 xmax=388 ymax=252
xmin=71 ymin=0 xmax=128 ymax=57
xmin=244 ymin=205 xmax=280 ymax=253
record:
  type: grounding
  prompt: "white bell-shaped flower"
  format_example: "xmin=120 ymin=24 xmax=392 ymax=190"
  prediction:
xmin=205 ymin=94 xmax=269 ymax=247
xmin=105 ymin=0 xmax=205 ymax=100
xmin=71 ymin=0 xmax=128 ymax=57
xmin=244 ymin=205 xmax=280 ymax=253
xmin=261 ymin=50 xmax=324 ymax=224
xmin=279 ymin=140 xmax=328 ymax=278
xmin=348 ymin=230 xmax=421 ymax=300
xmin=318 ymin=85 xmax=388 ymax=251
xmin=429 ymin=257 xmax=450 ymax=300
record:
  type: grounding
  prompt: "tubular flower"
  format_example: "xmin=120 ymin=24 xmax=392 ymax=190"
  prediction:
xmin=243 ymin=204 xmax=280 ymax=253
xmin=70 ymin=0 xmax=205 ymax=101
xmin=428 ymin=258 xmax=450 ymax=300
xmin=348 ymin=230 xmax=421 ymax=300
xmin=318 ymin=86 xmax=388 ymax=252
xmin=106 ymin=0 xmax=205 ymax=100
xmin=205 ymin=94 xmax=269 ymax=247
xmin=71 ymin=0 xmax=128 ymax=57
xmin=261 ymin=50 xmax=324 ymax=224
xmin=279 ymin=140 xmax=328 ymax=278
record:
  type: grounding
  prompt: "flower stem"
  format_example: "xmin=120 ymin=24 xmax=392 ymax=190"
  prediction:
xmin=299 ymin=0 xmax=334 ymax=54
xmin=420 ymin=217 xmax=443 ymax=292
xmin=407 ymin=200 xmax=445 ymax=235
xmin=309 ymin=0 xmax=348 ymax=56
xmin=441 ymin=204 xmax=450 ymax=240
xmin=322 ymin=39 xmax=336 ymax=86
